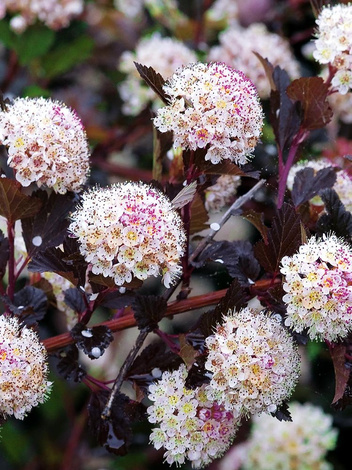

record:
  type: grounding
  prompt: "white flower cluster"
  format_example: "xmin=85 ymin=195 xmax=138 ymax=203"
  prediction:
xmin=328 ymin=90 xmax=352 ymax=124
xmin=0 ymin=315 xmax=52 ymax=420
xmin=281 ymin=235 xmax=352 ymax=341
xmin=206 ymin=0 xmax=239 ymax=25
xmin=208 ymin=23 xmax=300 ymax=99
xmin=147 ymin=364 xmax=239 ymax=468
xmin=243 ymin=402 xmax=338 ymax=470
xmin=69 ymin=182 xmax=186 ymax=288
xmin=313 ymin=3 xmax=352 ymax=94
xmin=42 ymin=272 xmax=76 ymax=328
xmin=114 ymin=0 xmax=144 ymax=18
xmin=118 ymin=34 xmax=197 ymax=116
xmin=0 ymin=0 xmax=83 ymax=33
xmin=287 ymin=158 xmax=352 ymax=212
xmin=205 ymin=175 xmax=241 ymax=212
xmin=205 ymin=308 xmax=300 ymax=417
xmin=153 ymin=62 xmax=264 ymax=165
xmin=0 ymin=97 xmax=90 ymax=194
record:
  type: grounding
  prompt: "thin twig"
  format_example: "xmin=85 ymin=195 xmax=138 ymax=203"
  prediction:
xmin=190 ymin=179 xmax=266 ymax=262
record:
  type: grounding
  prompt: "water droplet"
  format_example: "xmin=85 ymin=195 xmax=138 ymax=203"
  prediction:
xmin=81 ymin=329 xmax=93 ymax=338
xmin=91 ymin=347 xmax=101 ymax=358
xmin=210 ymin=222 xmax=220 ymax=231
xmin=32 ymin=235 xmax=42 ymax=246
xmin=152 ymin=367 xmax=162 ymax=378
xmin=119 ymin=287 xmax=126 ymax=294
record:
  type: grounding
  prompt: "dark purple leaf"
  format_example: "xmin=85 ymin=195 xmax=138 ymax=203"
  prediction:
xmin=12 ymin=286 xmax=48 ymax=326
xmin=254 ymin=203 xmax=303 ymax=276
xmin=269 ymin=66 xmax=301 ymax=152
xmin=64 ymin=288 xmax=87 ymax=314
xmin=55 ymin=344 xmax=86 ymax=382
xmin=126 ymin=341 xmax=182 ymax=391
xmin=132 ymin=295 xmax=167 ymax=332
xmin=185 ymin=355 xmax=210 ymax=389
xmin=271 ymin=401 xmax=292 ymax=422
xmin=287 ymin=77 xmax=333 ymax=131
xmin=0 ymin=230 xmax=9 ymax=280
xmin=88 ymin=390 xmax=145 ymax=455
xmin=153 ymin=128 xmax=173 ymax=182
xmin=203 ymin=160 xmax=260 ymax=179
xmin=95 ymin=290 xmax=135 ymax=309
xmin=242 ymin=210 xmax=268 ymax=243
xmin=71 ymin=323 xmax=113 ymax=360
xmin=310 ymin=0 xmax=329 ymax=17
xmin=291 ymin=167 xmax=337 ymax=207
xmin=316 ymin=189 xmax=352 ymax=239
xmin=253 ymin=52 xmax=276 ymax=91
xmin=134 ymin=62 xmax=170 ymax=104
xmin=190 ymin=193 xmax=209 ymax=234
xmin=198 ymin=278 xmax=249 ymax=337
xmin=0 ymin=177 xmax=42 ymax=223
xmin=331 ymin=344 xmax=351 ymax=405
xmin=21 ymin=190 xmax=76 ymax=256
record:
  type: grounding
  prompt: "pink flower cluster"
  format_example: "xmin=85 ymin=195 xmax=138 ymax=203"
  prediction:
xmin=153 ymin=62 xmax=263 ymax=165
xmin=69 ymin=182 xmax=186 ymax=288
xmin=281 ymin=235 xmax=352 ymax=341
xmin=0 ymin=97 xmax=90 ymax=194
xmin=147 ymin=364 xmax=239 ymax=468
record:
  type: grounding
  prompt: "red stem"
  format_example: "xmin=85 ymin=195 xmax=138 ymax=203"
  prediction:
xmin=6 ymin=220 xmax=15 ymax=302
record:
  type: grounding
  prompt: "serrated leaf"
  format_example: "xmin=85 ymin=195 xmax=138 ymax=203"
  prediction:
xmin=287 ymin=77 xmax=333 ymax=131
xmin=71 ymin=323 xmax=113 ymax=360
xmin=198 ymin=278 xmax=249 ymax=337
xmin=132 ymin=295 xmax=167 ymax=332
xmin=0 ymin=231 xmax=9 ymax=280
xmin=190 ymin=193 xmax=209 ymax=234
xmin=203 ymin=160 xmax=260 ymax=179
xmin=55 ymin=345 xmax=86 ymax=382
xmin=316 ymin=189 xmax=352 ymax=238
xmin=185 ymin=355 xmax=210 ymax=389
xmin=172 ymin=181 xmax=197 ymax=209
xmin=269 ymin=67 xmax=301 ymax=152
xmin=95 ymin=290 xmax=135 ymax=309
xmin=21 ymin=190 xmax=76 ymax=256
xmin=0 ymin=178 xmax=42 ymax=223
xmin=253 ymin=52 xmax=276 ymax=91
xmin=88 ymin=391 xmax=145 ymax=456
xmin=254 ymin=203 xmax=302 ymax=275
xmin=64 ymin=288 xmax=86 ymax=314
xmin=291 ymin=167 xmax=337 ymax=207
xmin=11 ymin=286 xmax=48 ymax=326
xmin=126 ymin=341 xmax=182 ymax=391
xmin=134 ymin=62 xmax=170 ymax=105
xmin=242 ymin=210 xmax=268 ymax=243
xmin=331 ymin=344 xmax=351 ymax=404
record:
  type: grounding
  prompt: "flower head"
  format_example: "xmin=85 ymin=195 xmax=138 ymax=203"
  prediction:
xmin=0 ymin=0 xmax=83 ymax=32
xmin=208 ymin=23 xmax=299 ymax=99
xmin=280 ymin=234 xmax=352 ymax=341
xmin=313 ymin=3 xmax=352 ymax=94
xmin=242 ymin=402 xmax=338 ymax=470
xmin=119 ymin=33 xmax=197 ymax=115
xmin=153 ymin=62 xmax=264 ymax=165
xmin=147 ymin=364 xmax=239 ymax=468
xmin=287 ymin=158 xmax=352 ymax=211
xmin=205 ymin=307 xmax=300 ymax=417
xmin=0 ymin=97 xmax=90 ymax=193
xmin=69 ymin=182 xmax=186 ymax=287
xmin=0 ymin=315 xmax=52 ymax=420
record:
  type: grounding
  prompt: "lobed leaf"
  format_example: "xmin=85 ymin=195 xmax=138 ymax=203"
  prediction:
xmin=132 ymin=295 xmax=167 ymax=332
xmin=55 ymin=344 xmax=86 ymax=382
xmin=71 ymin=323 xmax=114 ymax=360
xmin=287 ymin=77 xmax=333 ymax=131
xmin=331 ymin=343 xmax=351 ymax=405
xmin=254 ymin=203 xmax=303 ymax=276
xmin=64 ymin=288 xmax=87 ymax=314
xmin=291 ymin=167 xmax=337 ymax=207
xmin=134 ymin=62 xmax=170 ymax=104
xmin=0 ymin=178 xmax=42 ymax=223
xmin=271 ymin=401 xmax=292 ymax=422
xmin=316 ymin=189 xmax=352 ymax=239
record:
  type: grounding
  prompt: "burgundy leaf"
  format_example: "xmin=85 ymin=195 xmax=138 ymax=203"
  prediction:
xmin=254 ymin=203 xmax=303 ymax=276
xmin=331 ymin=344 xmax=351 ymax=405
xmin=0 ymin=177 xmax=42 ymax=223
xmin=0 ymin=230 xmax=9 ymax=280
xmin=190 ymin=193 xmax=209 ymax=234
xmin=134 ymin=62 xmax=170 ymax=104
xmin=132 ymin=295 xmax=167 ymax=332
xmin=291 ymin=167 xmax=337 ymax=207
xmin=316 ymin=189 xmax=352 ymax=239
xmin=71 ymin=323 xmax=113 ymax=360
xmin=55 ymin=345 xmax=86 ymax=382
xmin=287 ymin=77 xmax=333 ymax=131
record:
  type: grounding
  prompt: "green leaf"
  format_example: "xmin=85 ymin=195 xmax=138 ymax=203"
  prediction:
xmin=23 ymin=84 xmax=51 ymax=98
xmin=41 ymin=36 xmax=94 ymax=79
xmin=0 ymin=19 xmax=16 ymax=48
xmin=14 ymin=25 xmax=55 ymax=65
xmin=0 ymin=178 xmax=42 ymax=223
